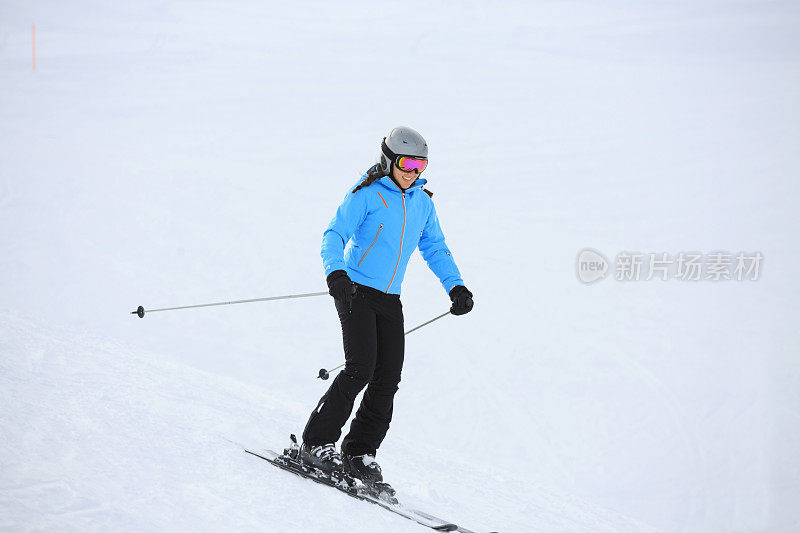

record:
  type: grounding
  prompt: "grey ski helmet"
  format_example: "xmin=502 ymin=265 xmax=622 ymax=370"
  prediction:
xmin=379 ymin=126 xmax=428 ymax=175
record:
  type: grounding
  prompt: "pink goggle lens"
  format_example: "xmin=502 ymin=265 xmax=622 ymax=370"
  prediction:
xmin=396 ymin=156 xmax=428 ymax=173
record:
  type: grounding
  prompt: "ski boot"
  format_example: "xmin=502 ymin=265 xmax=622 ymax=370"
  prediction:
xmin=344 ymin=453 xmax=396 ymax=502
xmin=300 ymin=443 xmax=345 ymax=475
xmin=273 ymin=435 xmax=356 ymax=492
xmin=343 ymin=453 xmax=383 ymax=482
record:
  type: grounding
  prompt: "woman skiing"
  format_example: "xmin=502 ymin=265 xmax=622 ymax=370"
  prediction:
xmin=300 ymin=126 xmax=474 ymax=486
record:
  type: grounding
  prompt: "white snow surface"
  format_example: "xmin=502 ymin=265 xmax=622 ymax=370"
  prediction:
xmin=1 ymin=1 xmax=799 ymax=532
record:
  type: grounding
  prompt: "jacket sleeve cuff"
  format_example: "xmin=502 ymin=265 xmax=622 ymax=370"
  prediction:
xmin=445 ymin=279 xmax=465 ymax=295
xmin=324 ymin=260 xmax=347 ymax=276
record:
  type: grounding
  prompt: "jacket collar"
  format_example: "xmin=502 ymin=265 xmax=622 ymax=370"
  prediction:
xmin=377 ymin=175 xmax=427 ymax=195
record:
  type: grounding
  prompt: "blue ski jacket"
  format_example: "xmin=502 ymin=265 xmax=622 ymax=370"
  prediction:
xmin=321 ymin=173 xmax=464 ymax=295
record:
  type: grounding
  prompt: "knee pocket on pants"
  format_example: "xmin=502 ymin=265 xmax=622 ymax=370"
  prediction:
xmin=342 ymin=365 xmax=375 ymax=388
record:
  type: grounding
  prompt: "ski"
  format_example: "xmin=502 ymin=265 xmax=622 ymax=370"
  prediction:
xmin=244 ymin=446 xmax=463 ymax=531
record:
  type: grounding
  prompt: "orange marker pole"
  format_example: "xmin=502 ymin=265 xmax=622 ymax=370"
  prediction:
xmin=32 ymin=23 xmax=36 ymax=71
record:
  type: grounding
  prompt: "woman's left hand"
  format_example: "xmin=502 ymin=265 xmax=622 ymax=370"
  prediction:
xmin=449 ymin=285 xmax=474 ymax=315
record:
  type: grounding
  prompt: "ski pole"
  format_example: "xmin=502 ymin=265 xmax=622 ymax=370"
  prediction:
xmin=131 ymin=291 xmax=329 ymax=318
xmin=317 ymin=310 xmax=451 ymax=380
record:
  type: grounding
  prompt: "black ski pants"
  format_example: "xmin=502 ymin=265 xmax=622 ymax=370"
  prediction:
xmin=302 ymin=282 xmax=404 ymax=456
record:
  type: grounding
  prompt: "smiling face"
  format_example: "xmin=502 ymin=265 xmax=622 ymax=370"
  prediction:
xmin=391 ymin=163 xmax=421 ymax=190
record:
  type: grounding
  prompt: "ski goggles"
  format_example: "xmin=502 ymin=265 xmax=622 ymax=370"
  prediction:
xmin=395 ymin=156 xmax=428 ymax=173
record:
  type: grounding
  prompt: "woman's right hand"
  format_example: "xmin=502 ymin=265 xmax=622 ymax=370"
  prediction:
xmin=326 ymin=270 xmax=356 ymax=302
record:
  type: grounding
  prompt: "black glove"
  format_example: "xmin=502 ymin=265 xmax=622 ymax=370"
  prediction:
xmin=327 ymin=270 xmax=356 ymax=302
xmin=449 ymin=285 xmax=473 ymax=315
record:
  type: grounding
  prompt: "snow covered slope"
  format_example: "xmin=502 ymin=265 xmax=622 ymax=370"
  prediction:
xmin=1 ymin=1 xmax=799 ymax=531
xmin=0 ymin=310 xmax=655 ymax=532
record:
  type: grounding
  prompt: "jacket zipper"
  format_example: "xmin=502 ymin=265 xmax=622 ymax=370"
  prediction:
xmin=357 ymin=224 xmax=383 ymax=266
xmin=386 ymin=192 xmax=405 ymax=293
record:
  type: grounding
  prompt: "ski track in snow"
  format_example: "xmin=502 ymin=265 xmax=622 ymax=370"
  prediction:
xmin=0 ymin=310 xmax=654 ymax=532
